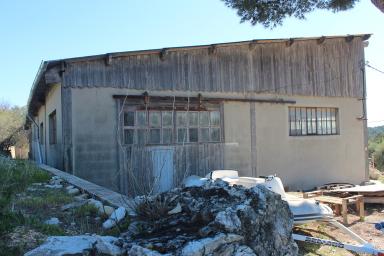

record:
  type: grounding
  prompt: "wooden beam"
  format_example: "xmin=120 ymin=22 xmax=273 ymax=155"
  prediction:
xmin=159 ymin=48 xmax=168 ymax=61
xmin=345 ymin=35 xmax=354 ymax=43
xmin=105 ymin=54 xmax=113 ymax=66
xmin=317 ymin=36 xmax=326 ymax=44
xmin=286 ymin=38 xmax=294 ymax=47
xmin=112 ymin=94 xmax=296 ymax=104
xmin=208 ymin=44 xmax=217 ymax=55
xmin=248 ymin=40 xmax=258 ymax=50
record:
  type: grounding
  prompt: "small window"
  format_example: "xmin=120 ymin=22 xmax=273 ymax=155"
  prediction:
xmin=49 ymin=111 xmax=57 ymax=144
xmin=289 ymin=107 xmax=338 ymax=136
xmin=39 ymin=122 xmax=44 ymax=144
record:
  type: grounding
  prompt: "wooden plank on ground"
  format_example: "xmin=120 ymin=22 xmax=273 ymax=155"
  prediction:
xmin=39 ymin=164 xmax=136 ymax=215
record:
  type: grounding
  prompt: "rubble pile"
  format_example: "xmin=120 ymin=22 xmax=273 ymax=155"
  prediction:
xmin=24 ymin=178 xmax=298 ymax=255
xmin=122 ymin=179 xmax=298 ymax=256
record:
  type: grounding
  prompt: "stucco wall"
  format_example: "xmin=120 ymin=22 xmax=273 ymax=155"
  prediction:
xmin=223 ymin=102 xmax=252 ymax=176
xmin=254 ymin=96 xmax=367 ymax=190
xmin=69 ymin=87 xmax=367 ymax=192
xmin=34 ymin=84 xmax=62 ymax=168
xmin=71 ymin=88 xmax=119 ymax=191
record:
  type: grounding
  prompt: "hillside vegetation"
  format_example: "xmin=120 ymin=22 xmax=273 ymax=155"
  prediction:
xmin=368 ymin=125 xmax=384 ymax=171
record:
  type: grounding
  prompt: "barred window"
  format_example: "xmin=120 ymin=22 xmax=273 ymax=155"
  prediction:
xmin=123 ymin=110 xmax=221 ymax=145
xmin=289 ymin=107 xmax=338 ymax=136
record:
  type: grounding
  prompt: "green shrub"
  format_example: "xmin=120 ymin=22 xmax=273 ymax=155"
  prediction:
xmin=0 ymin=157 xmax=51 ymax=236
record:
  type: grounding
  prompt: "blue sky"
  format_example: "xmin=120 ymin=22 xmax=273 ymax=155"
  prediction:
xmin=0 ymin=0 xmax=383 ymax=126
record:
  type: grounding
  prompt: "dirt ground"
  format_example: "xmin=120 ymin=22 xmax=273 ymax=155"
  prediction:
xmin=296 ymin=203 xmax=384 ymax=255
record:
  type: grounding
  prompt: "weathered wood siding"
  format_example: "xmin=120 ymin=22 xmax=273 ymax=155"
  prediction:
xmin=120 ymin=144 xmax=225 ymax=196
xmin=64 ymin=38 xmax=364 ymax=98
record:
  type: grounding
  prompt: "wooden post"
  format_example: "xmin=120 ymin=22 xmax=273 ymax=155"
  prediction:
xmin=334 ymin=205 xmax=341 ymax=216
xmin=358 ymin=196 xmax=365 ymax=221
xmin=342 ymin=199 xmax=348 ymax=225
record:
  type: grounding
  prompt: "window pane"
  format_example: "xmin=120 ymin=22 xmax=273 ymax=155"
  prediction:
xmin=162 ymin=111 xmax=173 ymax=127
xmin=177 ymin=128 xmax=187 ymax=143
xmin=124 ymin=112 xmax=135 ymax=126
xmin=189 ymin=128 xmax=198 ymax=142
xmin=149 ymin=129 xmax=160 ymax=144
xmin=321 ymin=109 xmax=327 ymax=135
xmin=163 ymin=128 xmax=172 ymax=144
xmin=124 ymin=129 xmax=134 ymax=144
xmin=149 ymin=112 xmax=161 ymax=128
xmin=316 ymin=109 xmax=322 ymax=134
xmin=295 ymin=108 xmax=301 ymax=135
xmin=137 ymin=111 xmax=147 ymax=126
xmin=177 ymin=112 xmax=187 ymax=127
xmin=201 ymin=128 xmax=210 ymax=142
xmin=331 ymin=121 xmax=337 ymax=134
xmin=137 ymin=129 xmax=146 ymax=145
xmin=326 ymin=108 xmax=332 ymax=134
xmin=289 ymin=108 xmax=296 ymax=135
xmin=301 ymin=108 xmax=307 ymax=135
xmin=189 ymin=112 xmax=198 ymax=126
xmin=211 ymin=128 xmax=220 ymax=142
xmin=330 ymin=109 xmax=336 ymax=121
xmin=210 ymin=111 xmax=220 ymax=126
xmin=199 ymin=112 xmax=210 ymax=126
xmin=311 ymin=109 xmax=317 ymax=135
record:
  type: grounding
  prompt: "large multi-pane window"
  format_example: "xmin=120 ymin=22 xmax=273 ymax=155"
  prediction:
xmin=289 ymin=107 xmax=338 ymax=136
xmin=123 ymin=110 xmax=221 ymax=145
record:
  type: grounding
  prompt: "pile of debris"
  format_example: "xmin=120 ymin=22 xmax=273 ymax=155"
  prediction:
xmin=122 ymin=179 xmax=298 ymax=255
xmin=25 ymin=178 xmax=298 ymax=255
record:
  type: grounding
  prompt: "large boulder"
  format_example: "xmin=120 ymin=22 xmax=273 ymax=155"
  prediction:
xmin=24 ymin=235 xmax=124 ymax=256
xmin=122 ymin=180 xmax=298 ymax=255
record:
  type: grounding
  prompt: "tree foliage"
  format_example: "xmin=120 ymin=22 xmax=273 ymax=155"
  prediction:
xmin=0 ymin=102 xmax=28 ymax=156
xmin=368 ymin=125 xmax=384 ymax=171
xmin=222 ymin=0 xmax=360 ymax=27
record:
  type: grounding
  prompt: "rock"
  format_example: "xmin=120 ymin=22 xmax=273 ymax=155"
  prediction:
xmin=44 ymin=184 xmax=63 ymax=189
xmin=102 ymin=207 xmax=126 ymax=229
xmin=128 ymin=245 xmax=169 ymax=256
xmin=31 ymin=183 xmax=42 ymax=186
xmin=24 ymin=235 xmax=122 ymax=256
xmin=95 ymin=236 xmax=124 ymax=256
xmin=181 ymin=233 xmax=243 ymax=256
xmin=60 ymin=201 xmax=87 ymax=211
xmin=168 ymin=203 xmax=182 ymax=215
xmin=87 ymin=198 xmax=114 ymax=215
xmin=67 ymin=188 xmax=80 ymax=195
xmin=74 ymin=193 xmax=89 ymax=201
xmin=120 ymin=180 xmax=298 ymax=255
xmin=102 ymin=205 xmax=115 ymax=216
xmin=88 ymin=198 xmax=103 ymax=209
xmin=233 ymin=245 xmax=257 ymax=256
xmin=214 ymin=208 xmax=241 ymax=232
xmin=44 ymin=217 xmax=60 ymax=225
xmin=65 ymin=185 xmax=74 ymax=190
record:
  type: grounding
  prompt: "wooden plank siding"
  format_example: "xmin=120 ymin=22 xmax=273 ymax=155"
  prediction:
xmin=120 ymin=144 xmax=225 ymax=196
xmin=63 ymin=38 xmax=365 ymax=98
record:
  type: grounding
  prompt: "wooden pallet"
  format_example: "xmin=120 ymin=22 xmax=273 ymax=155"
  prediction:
xmin=303 ymin=191 xmax=364 ymax=225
